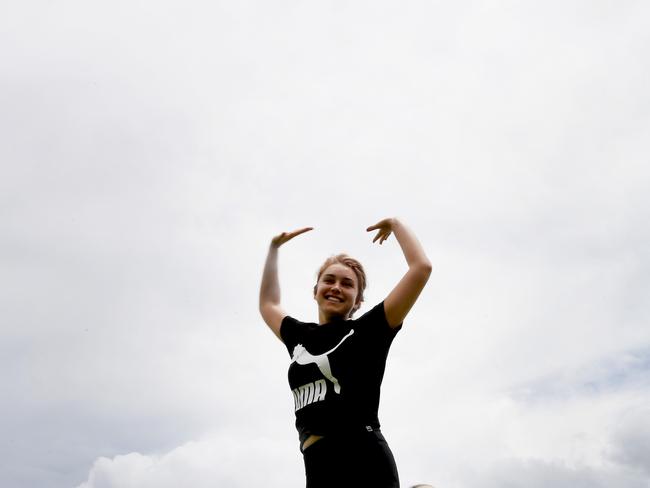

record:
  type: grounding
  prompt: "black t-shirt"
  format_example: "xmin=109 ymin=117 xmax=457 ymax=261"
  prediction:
xmin=280 ymin=302 xmax=401 ymax=443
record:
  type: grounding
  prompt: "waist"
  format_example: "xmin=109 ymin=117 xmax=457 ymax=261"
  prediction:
xmin=300 ymin=423 xmax=382 ymax=452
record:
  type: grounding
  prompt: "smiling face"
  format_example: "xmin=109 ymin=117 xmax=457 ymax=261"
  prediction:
xmin=314 ymin=263 xmax=361 ymax=324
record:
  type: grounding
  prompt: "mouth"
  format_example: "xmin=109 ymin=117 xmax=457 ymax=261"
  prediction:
xmin=325 ymin=295 xmax=344 ymax=303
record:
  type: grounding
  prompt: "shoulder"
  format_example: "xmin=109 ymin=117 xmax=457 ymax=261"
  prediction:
xmin=353 ymin=301 xmax=402 ymax=334
xmin=280 ymin=316 xmax=318 ymax=344
xmin=279 ymin=315 xmax=301 ymax=340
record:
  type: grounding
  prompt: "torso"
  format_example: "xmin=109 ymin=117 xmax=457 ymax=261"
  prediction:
xmin=282 ymin=303 xmax=400 ymax=451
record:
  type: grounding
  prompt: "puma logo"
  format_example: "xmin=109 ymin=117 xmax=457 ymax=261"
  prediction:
xmin=292 ymin=379 xmax=327 ymax=411
xmin=291 ymin=329 xmax=355 ymax=410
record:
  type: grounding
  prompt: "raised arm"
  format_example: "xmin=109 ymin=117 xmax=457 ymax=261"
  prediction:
xmin=367 ymin=218 xmax=432 ymax=328
xmin=259 ymin=227 xmax=313 ymax=340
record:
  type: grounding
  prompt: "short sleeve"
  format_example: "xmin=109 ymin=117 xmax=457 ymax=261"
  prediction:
xmin=280 ymin=315 xmax=302 ymax=356
xmin=356 ymin=301 xmax=402 ymax=337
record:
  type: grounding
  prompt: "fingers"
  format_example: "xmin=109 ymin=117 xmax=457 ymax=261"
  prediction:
xmin=371 ymin=229 xmax=391 ymax=244
xmin=272 ymin=227 xmax=313 ymax=247
xmin=367 ymin=221 xmax=387 ymax=232
xmin=289 ymin=227 xmax=314 ymax=238
xmin=367 ymin=218 xmax=394 ymax=232
xmin=283 ymin=228 xmax=313 ymax=241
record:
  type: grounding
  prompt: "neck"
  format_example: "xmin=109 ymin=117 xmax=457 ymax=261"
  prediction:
xmin=318 ymin=309 xmax=348 ymax=325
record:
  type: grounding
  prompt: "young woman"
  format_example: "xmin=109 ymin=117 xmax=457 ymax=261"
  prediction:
xmin=259 ymin=218 xmax=431 ymax=488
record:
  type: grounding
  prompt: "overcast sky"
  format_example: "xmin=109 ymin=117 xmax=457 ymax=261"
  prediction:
xmin=1 ymin=1 xmax=649 ymax=487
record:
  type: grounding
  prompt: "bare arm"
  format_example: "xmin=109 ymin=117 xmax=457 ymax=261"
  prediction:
xmin=259 ymin=227 xmax=313 ymax=340
xmin=367 ymin=218 xmax=432 ymax=328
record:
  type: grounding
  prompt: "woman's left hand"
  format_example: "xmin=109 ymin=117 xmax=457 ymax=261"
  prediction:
xmin=366 ymin=218 xmax=397 ymax=245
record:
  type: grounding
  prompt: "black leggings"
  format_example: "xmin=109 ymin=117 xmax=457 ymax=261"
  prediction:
xmin=302 ymin=430 xmax=400 ymax=488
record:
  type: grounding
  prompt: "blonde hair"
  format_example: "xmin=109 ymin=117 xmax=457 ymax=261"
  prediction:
xmin=314 ymin=254 xmax=367 ymax=317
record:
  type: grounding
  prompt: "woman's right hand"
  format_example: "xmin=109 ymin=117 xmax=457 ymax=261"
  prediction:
xmin=271 ymin=227 xmax=313 ymax=248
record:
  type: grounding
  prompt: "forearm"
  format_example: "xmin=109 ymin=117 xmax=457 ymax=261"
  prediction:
xmin=392 ymin=219 xmax=432 ymax=270
xmin=259 ymin=245 xmax=281 ymax=306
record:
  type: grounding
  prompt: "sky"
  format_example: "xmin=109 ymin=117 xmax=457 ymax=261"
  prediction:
xmin=1 ymin=0 xmax=649 ymax=487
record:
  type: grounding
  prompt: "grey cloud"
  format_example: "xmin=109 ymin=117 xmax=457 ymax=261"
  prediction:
xmin=610 ymin=406 xmax=650 ymax=476
xmin=509 ymin=347 xmax=650 ymax=405
xmin=467 ymin=457 xmax=649 ymax=488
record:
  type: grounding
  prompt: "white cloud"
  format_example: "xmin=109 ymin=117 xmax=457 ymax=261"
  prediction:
xmin=73 ymin=350 xmax=650 ymax=488
xmin=76 ymin=435 xmax=303 ymax=488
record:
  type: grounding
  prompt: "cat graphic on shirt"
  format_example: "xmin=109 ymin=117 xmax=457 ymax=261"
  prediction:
xmin=291 ymin=329 xmax=354 ymax=394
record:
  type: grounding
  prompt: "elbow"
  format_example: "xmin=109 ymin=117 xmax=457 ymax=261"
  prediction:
xmin=259 ymin=300 xmax=270 ymax=313
xmin=259 ymin=299 xmax=280 ymax=314
xmin=258 ymin=302 xmax=270 ymax=320
xmin=406 ymin=260 xmax=432 ymax=285
xmin=415 ymin=261 xmax=432 ymax=284
xmin=259 ymin=285 xmax=281 ymax=310
xmin=415 ymin=260 xmax=433 ymax=277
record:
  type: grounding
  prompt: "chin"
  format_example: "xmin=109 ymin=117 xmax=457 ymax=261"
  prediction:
xmin=320 ymin=303 xmax=351 ymax=317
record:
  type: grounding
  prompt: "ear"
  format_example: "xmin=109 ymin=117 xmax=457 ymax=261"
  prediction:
xmin=313 ymin=284 xmax=318 ymax=299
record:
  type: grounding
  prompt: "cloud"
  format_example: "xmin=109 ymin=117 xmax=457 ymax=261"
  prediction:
xmin=1 ymin=1 xmax=650 ymax=487
xmin=73 ymin=349 xmax=650 ymax=488
xmin=466 ymin=456 xmax=649 ymax=488
xmin=76 ymin=435 xmax=303 ymax=488
xmin=457 ymin=355 xmax=650 ymax=488
xmin=610 ymin=405 xmax=650 ymax=477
